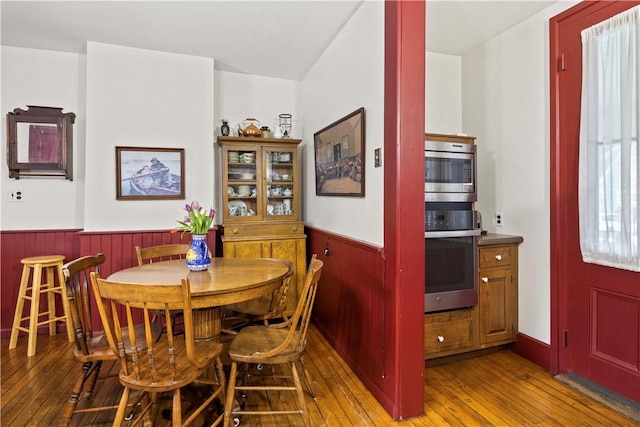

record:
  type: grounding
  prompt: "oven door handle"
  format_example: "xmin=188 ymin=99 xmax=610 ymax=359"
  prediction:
xmin=424 ymin=229 xmax=481 ymax=238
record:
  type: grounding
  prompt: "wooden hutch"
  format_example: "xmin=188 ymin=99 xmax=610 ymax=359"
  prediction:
xmin=217 ymin=136 xmax=306 ymax=314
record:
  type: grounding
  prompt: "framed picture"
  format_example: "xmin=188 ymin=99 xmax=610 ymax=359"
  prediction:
xmin=313 ymin=107 xmax=365 ymax=197
xmin=116 ymin=147 xmax=185 ymax=200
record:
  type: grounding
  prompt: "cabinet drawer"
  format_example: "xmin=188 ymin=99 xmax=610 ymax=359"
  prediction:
xmin=223 ymin=221 xmax=304 ymax=239
xmin=479 ymin=245 xmax=512 ymax=268
xmin=424 ymin=316 xmax=474 ymax=355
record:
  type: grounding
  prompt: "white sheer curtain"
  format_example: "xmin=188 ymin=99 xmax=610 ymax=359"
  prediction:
xmin=579 ymin=6 xmax=640 ymax=272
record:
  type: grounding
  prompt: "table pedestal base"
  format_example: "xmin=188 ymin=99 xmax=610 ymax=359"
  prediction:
xmin=193 ymin=307 xmax=221 ymax=341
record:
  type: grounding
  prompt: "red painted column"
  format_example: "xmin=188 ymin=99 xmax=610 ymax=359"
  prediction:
xmin=384 ymin=0 xmax=425 ymax=419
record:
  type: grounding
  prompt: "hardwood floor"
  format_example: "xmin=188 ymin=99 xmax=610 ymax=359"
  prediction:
xmin=1 ymin=325 xmax=637 ymax=426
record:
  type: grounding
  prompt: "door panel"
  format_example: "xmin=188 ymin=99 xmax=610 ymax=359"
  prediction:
xmin=552 ymin=0 xmax=640 ymax=402
xmin=591 ymin=289 xmax=639 ymax=372
xmin=478 ymin=268 xmax=513 ymax=345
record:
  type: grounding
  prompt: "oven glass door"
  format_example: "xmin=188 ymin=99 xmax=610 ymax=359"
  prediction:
xmin=424 ymin=235 xmax=478 ymax=313
xmin=425 ymin=151 xmax=474 ymax=190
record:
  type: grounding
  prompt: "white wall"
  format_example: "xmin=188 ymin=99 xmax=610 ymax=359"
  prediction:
xmin=426 ymin=52 xmax=462 ymax=134
xmin=214 ymin=71 xmax=300 ymax=139
xmin=83 ymin=42 xmax=215 ymax=231
xmin=1 ymin=46 xmax=85 ymax=230
xmin=300 ymin=3 xmax=462 ymax=246
xmin=213 ymin=71 xmax=300 ymax=212
xmin=300 ymin=1 xmax=384 ymax=245
xmin=462 ymin=1 xmax=578 ymax=344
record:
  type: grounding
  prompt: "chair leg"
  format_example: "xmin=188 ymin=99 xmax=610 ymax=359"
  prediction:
xmin=298 ymin=358 xmax=316 ymax=398
xmin=113 ymin=387 xmax=131 ymax=427
xmin=223 ymin=362 xmax=238 ymax=427
xmin=172 ymin=388 xmax=182 ymax=426
xmin=58 ymin=361 xmax=98 ymax=426
xmin=83 ymin=361 xmax=102 ymax=399
xmin=291 ymin=362 xmax=310 ymax=427
xmin=214 ymin=356 xmax=227 ymax=403
xmin=141 ymin=393 xmax=156 ymax=427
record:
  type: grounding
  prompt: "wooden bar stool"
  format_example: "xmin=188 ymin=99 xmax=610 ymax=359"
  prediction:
xmin=9 ymin=255 xmax=74 ymax=357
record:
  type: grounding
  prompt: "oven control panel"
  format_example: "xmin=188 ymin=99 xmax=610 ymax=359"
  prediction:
xmin=425 ymin=210 xmax=476 ymax=231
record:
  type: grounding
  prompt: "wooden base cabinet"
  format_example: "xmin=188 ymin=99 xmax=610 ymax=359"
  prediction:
xmin=222 ymin=225 xmax=306 ymax=314
xmin=424 ymin=308 xmax=475 ymax=359
xmin=425 ymin=241 xmax=520 ymax=360
xmin=478 ymin=244 xmax=517 ymax=347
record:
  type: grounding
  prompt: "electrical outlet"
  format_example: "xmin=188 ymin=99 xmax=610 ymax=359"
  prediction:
xmin=8 ymin=190 xmax=24 ymax=202
xmin=495 ymin=212 xmax=504 ymax=227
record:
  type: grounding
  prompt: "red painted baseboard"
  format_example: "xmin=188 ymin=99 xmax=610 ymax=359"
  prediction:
xmin=511 ymin=332 xmax=552 ymax=371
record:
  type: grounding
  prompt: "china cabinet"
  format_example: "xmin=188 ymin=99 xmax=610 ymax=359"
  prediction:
xmin=217 ymin=136 xmax=306 ymax=314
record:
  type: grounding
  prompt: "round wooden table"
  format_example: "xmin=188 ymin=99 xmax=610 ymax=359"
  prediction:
xmin=107 ymin=257 xmax=290 ymax=340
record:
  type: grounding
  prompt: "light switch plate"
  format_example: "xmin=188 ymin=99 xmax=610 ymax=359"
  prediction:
xmin=374 ymin=148 xmax=381 ymax=167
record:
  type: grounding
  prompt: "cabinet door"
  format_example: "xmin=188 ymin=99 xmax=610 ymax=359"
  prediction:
xmin=223 ymin=145 xmax=260 ymax=221
xmin=264 ymin=147 xmax=297 ymax=220
xmin=222 ymin=237 xmax=306 ymax=313
xmin=478 ymin=268 xmax=514 ymax=345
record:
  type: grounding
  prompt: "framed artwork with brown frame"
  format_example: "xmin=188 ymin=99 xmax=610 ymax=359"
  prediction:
xmin=116 ymin=146 xmax=185 ymax=200
xmin=313 ymin=107 xmax=365 ymax=197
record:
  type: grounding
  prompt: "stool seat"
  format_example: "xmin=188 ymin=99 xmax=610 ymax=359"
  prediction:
xmin=22 ymin=255 xmax=66 ymax=264
xmin=9 ymin=254 xmax=73 ymax=357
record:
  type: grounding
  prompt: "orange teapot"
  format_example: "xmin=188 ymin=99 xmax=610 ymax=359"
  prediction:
xmin=239 ymin=118 xmax=262 ymax=137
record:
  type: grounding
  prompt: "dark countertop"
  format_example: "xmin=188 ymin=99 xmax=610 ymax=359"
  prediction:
xmin=478 ymin=232 xmax=524 ymax=246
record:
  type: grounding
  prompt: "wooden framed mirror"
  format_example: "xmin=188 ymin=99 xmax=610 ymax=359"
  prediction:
xmin=6 ymin=105 xmax=75 ymax=180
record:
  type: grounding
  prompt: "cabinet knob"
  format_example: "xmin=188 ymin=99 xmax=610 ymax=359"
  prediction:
xmin=292 ymin=226 xmax=298 ymax=232
xmin=233 ymin=228 xmax=239 ymax=234
xmin=437 ymin=336 xmax=445 ymax=343
xmin=482 ymin=277 xmax=489 ymax=283
xmin=495 ymin=254 xmax=502 ymax=261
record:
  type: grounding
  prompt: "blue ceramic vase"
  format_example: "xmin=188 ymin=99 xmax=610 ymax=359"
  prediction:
xmin=186 ymin=234 xmax=210 ymax=271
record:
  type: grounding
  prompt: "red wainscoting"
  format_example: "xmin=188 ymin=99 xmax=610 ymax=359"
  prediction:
xmin=1 ymin=229 xmax=81 ymax=338
xmin=77 ymin=229 xmax=218 ymax=278
xmin=0 ymin=228 xmax=218 ymax=337
xmin=305 ymin=227 xmax=392 ymax=410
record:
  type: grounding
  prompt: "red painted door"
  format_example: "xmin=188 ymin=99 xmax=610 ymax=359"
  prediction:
xmin=551 ymin=1 xmax=640 ymax=402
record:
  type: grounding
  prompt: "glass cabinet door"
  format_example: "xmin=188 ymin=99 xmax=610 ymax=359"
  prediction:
xmin=225 ymin=147 xmax=259 ymax=220
xmin=265 ymin=148 xmax=296 ymax=219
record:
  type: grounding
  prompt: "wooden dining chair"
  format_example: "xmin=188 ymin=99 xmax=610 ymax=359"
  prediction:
xmin=135 ymin=243 xmax=191 ymax=265
xmin=59 ymin=253 xmax=163 ymax=426
xmin=90 ymin=271 xmax=226 ymax=426
xmin=222 ymin=259 xmax=295 ymax=332
xmin=135 ymin=244 xmax=190 ymax=334
xmin=223 ymin=255 xmax=323 ymax=427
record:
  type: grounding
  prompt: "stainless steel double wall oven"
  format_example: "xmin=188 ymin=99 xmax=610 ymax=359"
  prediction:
xmin=424 ymin=135 xmax=480 ymax=313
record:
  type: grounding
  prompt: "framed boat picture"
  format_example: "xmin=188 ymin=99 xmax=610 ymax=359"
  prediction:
xmin=116 ymin=147 xmax=185 ymax=200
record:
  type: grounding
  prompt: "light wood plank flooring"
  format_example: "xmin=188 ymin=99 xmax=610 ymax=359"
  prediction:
xmin=1 ymin=325 xmax=637 ymax=426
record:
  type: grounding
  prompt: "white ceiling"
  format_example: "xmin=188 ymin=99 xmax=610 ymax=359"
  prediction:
xmin=1 ymin=1 xmax=557 ymax=81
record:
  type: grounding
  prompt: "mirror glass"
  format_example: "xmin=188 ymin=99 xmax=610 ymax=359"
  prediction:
xmin=7 ymin=106 xmax=75 ymax=180
xmin=16 ymin=122 xmax=61 ymax=163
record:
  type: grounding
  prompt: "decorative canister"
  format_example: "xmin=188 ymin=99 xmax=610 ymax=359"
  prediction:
xmin=261 ymin=126 xmax=271 ymax=138
xmin=186 ymin=234 xmax=211 ymax=271
xmin=221 ymin=119 xmax=230 ymax=137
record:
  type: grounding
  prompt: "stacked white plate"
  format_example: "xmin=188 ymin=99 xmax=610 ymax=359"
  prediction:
xmin=240 ymin=153 xmax=256 ymax=163
xmin=228 ymin=151 xmax=240 ymax=162
xmin=237 ymin=185 xmax=251 ymax=196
